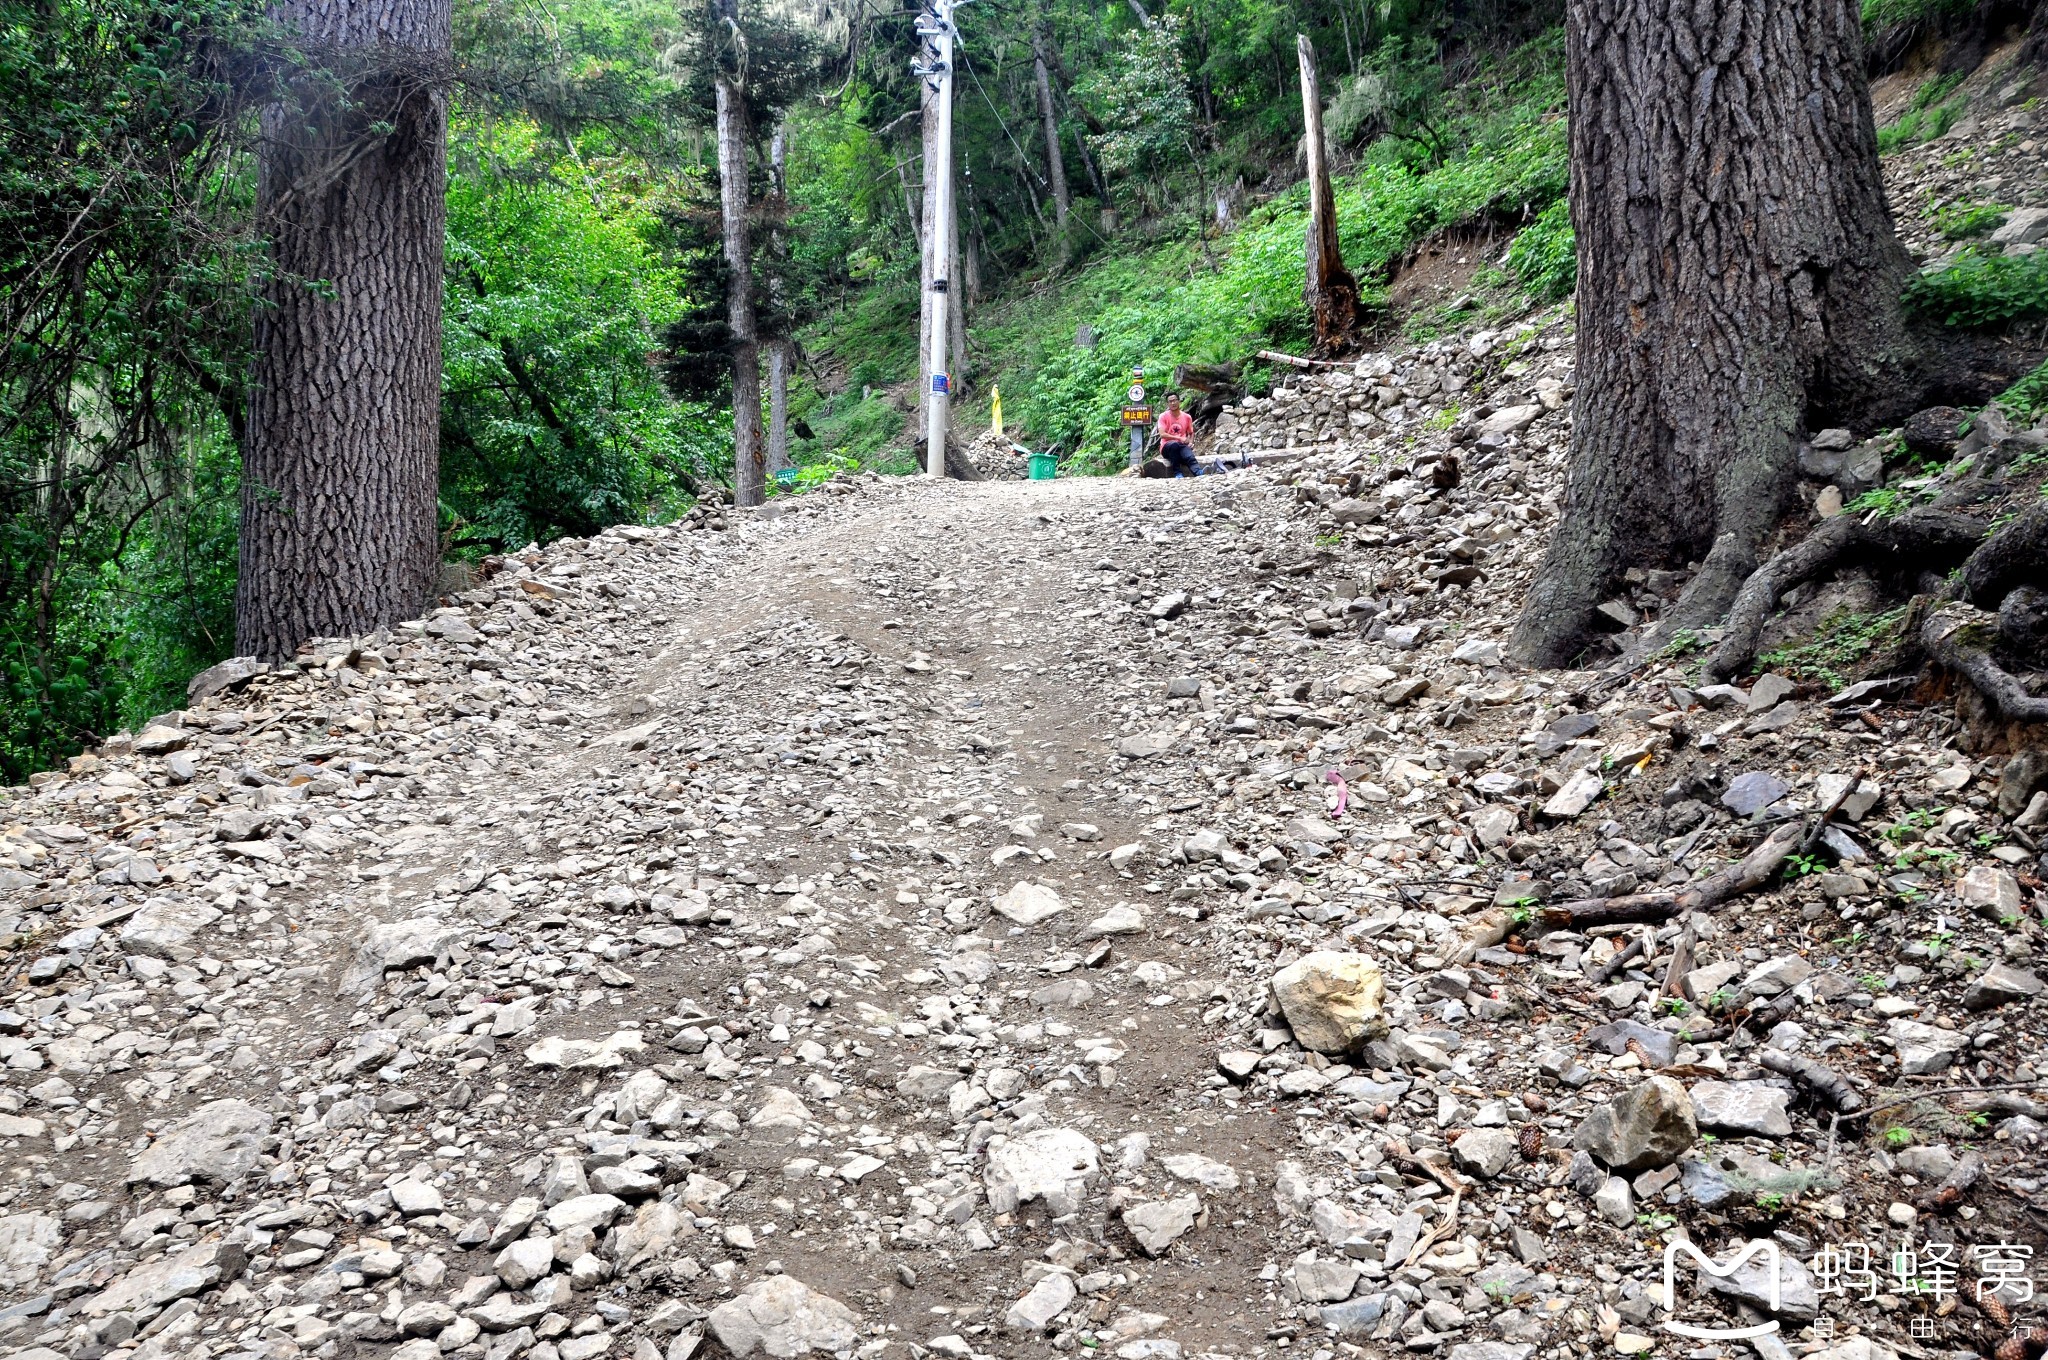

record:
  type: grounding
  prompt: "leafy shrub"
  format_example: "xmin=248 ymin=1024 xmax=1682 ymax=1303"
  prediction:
xmin=1903 ymin=248 xmax=2048 ymax=329
xmin=1995 ymin=358 xmax=2048 ymax=424
xmin=1933 ymin=202 xmax=2009 ymax=239
xmin=1861 ymin=0 xmax=1972 ymax=28
xmin=1876 ymin=74 xmax=1968 ymax=151
xmin=1507 ymin=199 xmax=1576 ymax=303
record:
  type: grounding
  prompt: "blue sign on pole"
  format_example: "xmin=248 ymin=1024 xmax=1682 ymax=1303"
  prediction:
xmin=931 ymin=373 xmax=951 ymax=394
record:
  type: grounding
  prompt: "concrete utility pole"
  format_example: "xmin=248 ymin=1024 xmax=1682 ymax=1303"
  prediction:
xmin=916 ymin=0 xmax=959 ymax=478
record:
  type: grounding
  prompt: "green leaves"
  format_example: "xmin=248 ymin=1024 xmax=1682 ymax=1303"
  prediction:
xmin=1903 ymin=247 xmax=2048 ymax=330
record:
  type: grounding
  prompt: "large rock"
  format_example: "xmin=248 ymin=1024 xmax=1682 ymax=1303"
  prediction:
xmin=1004 ymin=1271 xmax=1077 ymax=1331
xmin=1451 ymin=1127 xmax=1520 ymax=1179
xmin=985 ymin=1127 xmax=1100 ymax=1216
xmin=1270 ymin=952 xmax=1387 ymax=1055
xmin=1886 ymin=1019 xmax=1969 ymax=1075
xmin=707 ymin=1276 xmax=859 ymax=1357
xmin=1688 ymin=1081 xmax=1792 ymax=1138
xmin=186 ymin=656 xmax=268 ymax=702
xmin=118 ymin=899 xmax=222 ymax=960
xmin=1572 ymin=1075 xmax=1697 ymax=1173
xmin=343 ymin=917 xmax=461 ymax=995
xmin=1965 ymin=962 xmax=2044 ymax=1010
xmin=81 ymin=1240 xmax=224 ymax=1316
xmin=1123 ymin=1194 xmax=1201 ymax=1256
xmin=993 ymin=881 xmax=1067 ymax=926
xmin=1697 ymin=1241 xmax=1820 ymax=1319
xmin=748 ymin=1088 xmax=812 ymax=1141
xmin=127 ymin=1099 xmax=275 ymax=1187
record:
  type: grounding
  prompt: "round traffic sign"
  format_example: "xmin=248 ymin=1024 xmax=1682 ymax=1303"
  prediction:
xmin=1127 ymin=383 xmax=1146 ymax=404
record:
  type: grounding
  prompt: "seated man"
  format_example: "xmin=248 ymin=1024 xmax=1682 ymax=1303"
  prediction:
xmin=1156 ymin=392 xmax=1197 ymax=477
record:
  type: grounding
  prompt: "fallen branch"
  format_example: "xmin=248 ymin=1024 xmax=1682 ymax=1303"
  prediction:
xmin=1922 ymin=1149 xmax=1985 ymax=1214
xmin=1256 ymin=348 xmax=1356 ymax=370
xmin=1756 ymin=1050 xmax=1865 ymax=1114
xmin=1539 ymin=822 xmax=1807 ymax=928
xmin=1921 ymin=602 xmax=2048 ymax=724
xmin=1443 ymin=906 xmax=1515 ymax=965
xmin=1588 ymin=933 xmax=1649 ymax=984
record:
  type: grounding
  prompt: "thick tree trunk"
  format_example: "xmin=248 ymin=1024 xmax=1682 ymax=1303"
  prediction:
xmin=238 ymin=0 xmax=451 ymax=659
xmin=1297 ymin=35 xmax=1360 ymax=354
xmin=766 ymin=122 xmax=791 ymax=478
xmin=1032 ymin=37 xmax=1071 ymax=239
xmin=715 ymin=73 xmax=763 ymax=507
xmin=1509 ymin=0 xmax=1918 ymax=667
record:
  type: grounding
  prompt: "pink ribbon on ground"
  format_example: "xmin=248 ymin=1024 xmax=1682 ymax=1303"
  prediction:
xmin=1325 ymin=768 xmax=1349 ymax=819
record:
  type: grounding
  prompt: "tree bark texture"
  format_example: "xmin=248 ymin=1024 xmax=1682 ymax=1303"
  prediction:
xmin=1032 ymin=37 xmax=1071 ymax=234
xmin=1509 ymin=0 xmax=1917 ymax=666
xmin=715 ymin=73 xmax=763 ymax=507
xmin=766 ymin=123 xmax=791 ymax=478
xmin=238 ymin=0 xmax=451 ymax=659
xmin=1296 ymin=35 xmax=1360 ymax=353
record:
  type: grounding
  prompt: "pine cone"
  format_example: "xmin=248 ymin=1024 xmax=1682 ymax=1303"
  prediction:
xmin=1995 ymin=1333 xmax=2026 ymax=1360
xmin=1518 ymin=1124 xmax=1544 ymax=1161
xmin=1522 ymin=1092 xmax=1549 ymax=1114
xmin=1625 ymin=1037 xmax=1655 ymax=1067
xmin=1977 ymin=1289 xmax=2013 ymax=1330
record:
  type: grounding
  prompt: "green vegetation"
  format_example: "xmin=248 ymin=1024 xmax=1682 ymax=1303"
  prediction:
xmin=1755 ymin=606 xmax=1907 ymax=689
xmin=1932 ymin=201 xmax=2008 ymax=239
xmin=1506 ymin=198 xmax=1576 ymax=302
xmin=1904 ymin=247 xmax=2048 ymax=330
xmin=1877 ymin=74 xmax=1968 ymax=152
xmin=1861 ymin=0 xmax=1972 ymax=28
xmin=1994 ymin=358 xmax=2048 ymax=423
xmin=803 ymin=33 xmax=1571 ymax=472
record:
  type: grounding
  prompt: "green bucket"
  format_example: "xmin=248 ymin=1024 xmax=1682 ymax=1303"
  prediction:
xmin=1027 ymin=452 xmax=1058 ymax=481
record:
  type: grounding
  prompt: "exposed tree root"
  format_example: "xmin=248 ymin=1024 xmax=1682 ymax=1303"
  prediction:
xmin=1962 ymin=502 xmax=2048 ymax=610
xmin=1920 ymin=602 xmax=2048 ymax=724
xmin=1702 ymin=509 xmax=1988 ymax=682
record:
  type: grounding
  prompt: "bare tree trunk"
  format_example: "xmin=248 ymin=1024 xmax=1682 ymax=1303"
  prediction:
xmin=1509 ymin=0 xmax=1917 ymax=667
xmin=766 ymin=121 xmax=792 ymax=478
xmin=238 ymin=0 xmax=451 ymax=659
xmin=1297 ymin=35 xmax=1360 ymax=354
xmin=918 ymin=84 xmax=938 ymax=439
xmin=715 ymin=72 xmax=763 ymax=507
xmin=1032 ymin=36 xmax=1072 ymax=241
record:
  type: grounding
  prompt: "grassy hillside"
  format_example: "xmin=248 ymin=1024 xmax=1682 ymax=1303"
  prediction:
xmin=792 ymin=34 xmax=1572 ymax=474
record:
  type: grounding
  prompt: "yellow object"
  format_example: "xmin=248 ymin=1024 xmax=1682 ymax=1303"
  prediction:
xmin=990 ymin=385 xmax=1002 ymax=436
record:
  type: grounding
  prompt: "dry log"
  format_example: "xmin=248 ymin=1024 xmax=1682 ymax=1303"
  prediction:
xmin=1922 ymin=1149 xmax=1985 ymax=1213
xmin=1754 ymin=1051 xmax=1864 ymax=1112
xmin=1540 ymin=822 xmax=1806 ymax=928
xmin=1256 ymin=348 xmax=1354 ymax=370
xmin=1588 ymin=932 xmax=1649 ymax=984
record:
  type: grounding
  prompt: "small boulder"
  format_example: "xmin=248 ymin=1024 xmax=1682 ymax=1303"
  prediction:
xmin=1270 ymin=952 xmax=1388 ymax=1055
xmin=1573 ymin=1075 xmax=1697 ymax=1173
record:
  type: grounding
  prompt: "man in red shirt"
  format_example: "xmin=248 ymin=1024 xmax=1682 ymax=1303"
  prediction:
xmin=1156 ymin=392 xmax=1197 ymax=476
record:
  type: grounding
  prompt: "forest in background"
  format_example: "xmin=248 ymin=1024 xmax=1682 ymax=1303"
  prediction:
xmin=4 ymin=0 xmax=2047 ymax=781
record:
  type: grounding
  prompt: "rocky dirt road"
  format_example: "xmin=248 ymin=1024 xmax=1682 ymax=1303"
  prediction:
xmin=4 ymin=96 xmax=2048 ymax=1360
